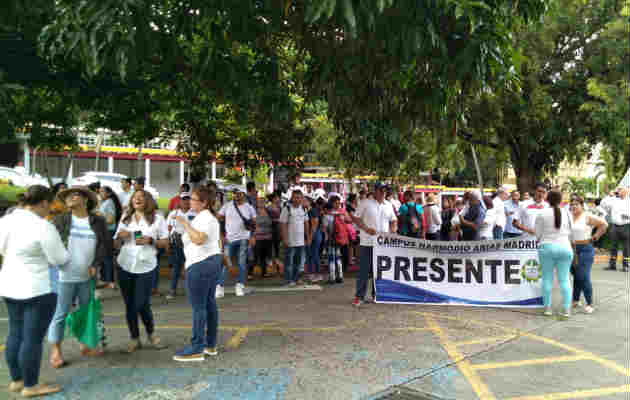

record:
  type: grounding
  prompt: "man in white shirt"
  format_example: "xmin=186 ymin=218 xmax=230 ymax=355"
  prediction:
xmin=492 ymin=186 xmax=509 ymax=239
xmin=513 ymin=183 xmax=549 ymax=238
xmin=504 ymin=190 xmax=522 ymax=238
xmin=166 ymin=193 xmax=196 ymax=299
xmin=279 ymin=189 xmax=310 ymax=286
xmin=217 ymin=188 xmax=256 ymax=296
xmin=351 ymin=182 xmax=397 ymax=307
xmin=606 ymin=187 xmax=629 ymax=271
xmin=520 ymin=191 xmax=534 ymax=208
xmin=117 ymin=178 xmax=133 ymax=210
xmin=600 ymin=190 xmax=618 ymax=223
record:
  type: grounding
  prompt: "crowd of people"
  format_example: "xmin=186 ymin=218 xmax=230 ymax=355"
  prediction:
xmin=0 ymin=172 xmax=628 ymax=396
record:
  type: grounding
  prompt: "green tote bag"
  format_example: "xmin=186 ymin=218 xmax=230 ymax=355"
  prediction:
xmin=65 ymin=279 xmax=104 ymax=349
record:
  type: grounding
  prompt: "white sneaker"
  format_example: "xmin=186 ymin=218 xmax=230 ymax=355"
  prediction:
xmin=215 ymin=285 xmax=224 ymax=299
xmin=235 ymin=283 xmax=244 ymax=297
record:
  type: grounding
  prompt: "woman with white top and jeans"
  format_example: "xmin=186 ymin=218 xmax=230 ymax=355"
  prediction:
xmin=172 ymin=187 xmax=223 ymax=362
xmin=535 ymin=190 xmax=574 ymax=318
xmin=569 ymin=195 xmax=608 ymax=314
xmin=479 ymin=196 xmax=497 ymax=240
xmin=0 ymin=185 xmax=69 ymax=397
xmin=114 ymin=189 xmax=169 ymax=353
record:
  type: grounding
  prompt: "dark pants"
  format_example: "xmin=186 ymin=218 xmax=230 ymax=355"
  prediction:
xmin=340 ymin=244 xmax=349 ymax=272
xmin=493 ymin=226 xmax=504 ymax=240
xmin=504 ymin=232 xmax=522 ymax=239
xmin=355 ymin=246 xmax=373 ymax=299
xmin=4 ymin=293 xmax=57 ymax=388
xmin=118 ymin=267 xmax=155 ymax=339
xmin=608 ymin=224 xmax=630 ymax=269
xmin=186 ymin=254 xmax=221 ymax=352
xmin=271 ymin=222 xmax=281 ymax=258
xmin=101 ymin=230 xmax=116 ymax=282
xmin=306 ymin=230 xmax=323 ymax=273
xmin=426 ymin=232 xmax=439 ymax=241
xmin=573 ymin=243 xmax=594 ymax=305
xmin=153 ymin=248 xmax=164 ymax=290
xmin=168 ymin=243 xmax=185 ymax=292
xmin=254 ymin=239 xmax=273 ymax=275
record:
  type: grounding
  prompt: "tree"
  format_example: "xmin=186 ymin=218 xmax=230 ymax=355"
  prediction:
xmin=463 ymin=0 xmax=623 ymax=193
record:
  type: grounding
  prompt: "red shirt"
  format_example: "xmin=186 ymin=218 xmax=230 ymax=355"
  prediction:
xmin=168 ymin=196 xmax=181 ymax=211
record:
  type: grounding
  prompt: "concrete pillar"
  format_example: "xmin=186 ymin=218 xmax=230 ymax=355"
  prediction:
xmin=268 ymin=168 xmax=274 ymax=193
xmin=241 ymin=166 xmax=246 ymax=186
xmin=108 ymin=157 xmax=114 ymax=173
xmin=67 ymin=160 xmax=74 ymax=182
xmin=23 ymin=143 xmax=30 ymax=174
xmin=179 ymin=160 xmax=185 ymax=184
xmin=145 ymin=158 xmax=151 ymax=186
xmin=211 ymin=161 xmax=217 ymax=181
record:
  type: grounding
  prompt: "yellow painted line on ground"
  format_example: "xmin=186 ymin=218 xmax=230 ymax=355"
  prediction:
xmin=505 ymin=384 xmax=630 ymax=400
xmin=387 ymin=327 xmax=433 ymax=332
xmin=454 ymin=335 xmax=517 ymax=347
xmin=226 ymin=327 xmax=249 ymax=349
xmin=0 ymin=344 xmax=4 ymax=352
xmin=425 ymin=315 xmax=496 ymax=400
xmin=471 ymin=355 xmax=589 ymax=371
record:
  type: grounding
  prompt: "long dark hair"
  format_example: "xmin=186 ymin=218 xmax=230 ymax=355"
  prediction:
xmin=21 ymin=185 xmax=53 ymax=206
xmin=102 ymin=186 xmax=123 ymax=223
xmin=547 ymin=190 xmax=563 ymax=229
xmin=122 ymin=190 xmax=157 ymax=226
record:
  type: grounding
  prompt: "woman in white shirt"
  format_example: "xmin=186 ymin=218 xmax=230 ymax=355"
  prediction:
xmin=535 ymin=190 xmax=574 ymax=318
xmin=0 ymin=185 xmax=69 ymax=397
xmin=569 ymin=196 xmax=608 ymax=314
xmin=114 ymin=190 xmax=169 ymax=353
xmin=479 ymin=196 xmax=497 ymax=240
xmin=171 ymin=187 xmax=223 ymax=362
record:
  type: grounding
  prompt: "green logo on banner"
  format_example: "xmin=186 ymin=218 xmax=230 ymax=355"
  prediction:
xmin=521 ymin=259 xmax=541 ymax=283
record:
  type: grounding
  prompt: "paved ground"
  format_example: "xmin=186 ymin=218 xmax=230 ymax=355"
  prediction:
xmin=0 ymin=262 xmax=628 ymax=400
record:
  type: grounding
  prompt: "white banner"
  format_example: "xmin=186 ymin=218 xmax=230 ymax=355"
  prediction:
xmin=373 ymin=234 xmax=543 ymax=307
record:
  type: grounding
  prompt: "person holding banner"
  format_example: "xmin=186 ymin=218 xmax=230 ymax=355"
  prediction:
xmin=352 ymin=183 xmax=397 ymax=307
xmin=569 ymin=196 xmax=608 ymax=314
xmin=535 ymin=190 xmax=574 ymax=318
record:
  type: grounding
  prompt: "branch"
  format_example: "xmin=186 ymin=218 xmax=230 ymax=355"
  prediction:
xmin=458 ymin=131 xmax=500 ymax=149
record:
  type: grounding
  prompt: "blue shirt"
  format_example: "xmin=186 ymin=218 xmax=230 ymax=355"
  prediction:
xmin=398 ymin=202 xmax=424 ymax=236
xmin=461 ymin=203 xmax=486 ymax=240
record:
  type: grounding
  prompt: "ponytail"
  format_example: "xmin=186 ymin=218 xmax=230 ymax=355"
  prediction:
xmin=547 ymin=190 xmax=563 ymax=229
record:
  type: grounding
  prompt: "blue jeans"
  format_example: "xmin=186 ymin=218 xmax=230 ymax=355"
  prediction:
xmin=573 ymin=243 xmax=594 ymax=305
xmin=493 ymin=225 xmax=504 ymax=240
xmin=222 ymin=239 xmax=248 ymax=285
xmin=48 ymin=280 xmax=92 ymax=344
xmin=168 ymin=243 xmax=186 ymax=292
xmin=4 ymin=293 xmax=57 ymax=387
xmin=308 ymin=230 xmax=323 ymax=273
xmin=538 ymin=243 xmax=574 ymax=310
xmin=118 ymin=267 xmax=155 ymax=339
xmin=355 ymin=246 xmax=373 ymax=299
xmin=284 ymin=246 xmax=305 ymax=283
xmin=186 ymin=254 xmax=221 ymax=352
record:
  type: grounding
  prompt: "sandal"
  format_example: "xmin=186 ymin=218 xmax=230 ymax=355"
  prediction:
xmin=147 ymin=336 xmax=167 ymax=350
xmin=49 ymin=357 xmax=68 ymax=369
xmin=81 ymin=347 xmax=105 ymax=357
xmin=126 ymin=339 xmax=142 ymax=354
xmin=8 ymin=381 xmax=24 ymax=393
xmin=21 ymin=383 xmax=62 ymax=398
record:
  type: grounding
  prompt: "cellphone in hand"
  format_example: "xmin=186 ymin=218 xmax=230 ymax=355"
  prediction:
xmin=134 ymin=231 xmax=142 ymax=244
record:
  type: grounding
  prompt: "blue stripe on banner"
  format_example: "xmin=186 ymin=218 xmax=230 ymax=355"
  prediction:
xmin=375 ymin=280 xmax=543 ymax=306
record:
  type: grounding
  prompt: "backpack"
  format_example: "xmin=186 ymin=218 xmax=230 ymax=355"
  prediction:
xmin=332 ymin=212 xmax=349 ymax=246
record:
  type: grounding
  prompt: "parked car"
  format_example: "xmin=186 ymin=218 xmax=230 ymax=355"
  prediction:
xmin=0 ymin=166 xmax=50 ymax=188
xmin=70 ymin=171 xmax=160 ymax=199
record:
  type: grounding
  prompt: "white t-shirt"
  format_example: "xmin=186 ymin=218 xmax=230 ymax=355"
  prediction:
xmin=535 ymin=208 xmax=572 ymax=246
xmin=609 ymin=196 xmax=630 ymax=225
xmin=99 ymin=198 xmax=117 ymax=231
xmin=504 ymin=200 xmax=521 ymax=234
xmin=114 ymin=213 xmax=169 ymax=274
xmin=354 ymin=199 xmax=397 ymax=246
xmin=517 ymin=201 xmax=550 ymax=238
xmin=218 ymin=201 xmax=257 ymax=243
xmin=479 ymin=208 xmax=497 ymax=239
xmin=117 ymin=189 xmax=132 ymax=208
xmin=60 ymin=216 xmax=97 ymax=283
xmin=389 ymin=198 xmax=401 ymax=213
xmin=183 ymin=210 xmax=221 ymax=269
xmin=0 ymin=209 xmax=69 ymax=300
xmin=279 ymin=204 xmax=308 ymax=247
xmin=167 ymin=209 xmax=198 ymax=235
xmin=492 ymin=196 xmax=506 ymax=229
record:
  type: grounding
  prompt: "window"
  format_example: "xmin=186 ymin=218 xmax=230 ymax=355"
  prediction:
xmin=78 ymin=136 xmax=96 ymax=146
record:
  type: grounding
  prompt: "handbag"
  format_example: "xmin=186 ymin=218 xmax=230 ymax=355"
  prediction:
xmin=65 ymin=280 xmax=104 ymax=349
xmin=234 ymin=201 xmax=256 ymax=232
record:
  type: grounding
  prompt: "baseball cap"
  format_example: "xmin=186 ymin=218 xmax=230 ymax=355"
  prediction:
xmin=180 ymin=192 xmax=191 ymax=199
xmin=374 ymin=182 xmax=388 ymax=191
xmin=232 ymin=186 xmax=247 ymax=194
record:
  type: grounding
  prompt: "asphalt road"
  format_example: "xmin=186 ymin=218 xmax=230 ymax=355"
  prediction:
xmin=0 ymin=263 xmax=628 ymax=400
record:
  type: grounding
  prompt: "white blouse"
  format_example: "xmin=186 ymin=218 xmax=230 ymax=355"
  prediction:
xmin=535 ymin=208 xmax=572 ymax=246
xmin=114 ymin=213 xmax=168 ymax=274
xmin=183 ymin=210 xmax=222 ymax=269
xmin=0 ymin=209 xmax=69 ymax=299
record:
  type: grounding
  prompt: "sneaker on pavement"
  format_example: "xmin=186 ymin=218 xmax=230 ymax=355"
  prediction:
xmin=235 ymin=283 xmax=244 ymax=296
xmin=204 ymin=347 xmax=218 ymax=356
xmin=165 ymin=292 xmax=175 ymax=300
xmin=352 ymin=297 xmax=363 ymax=307
xmin=335 ymin=278 xmax=344 ymax=284
xmin=215 ymin=285 xmax=224 ymax=299
xmin=173 ymin=346 xmax=205 ymax=362
xmin=288 ymin=282 xmax=297 ymax=287
xmin=543 ymin=307 xmax=553 ymax=316
xmin=584 ymin=305 xmax=594 ymax=314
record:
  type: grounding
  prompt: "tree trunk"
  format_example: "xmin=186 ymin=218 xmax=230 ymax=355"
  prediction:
xmin=63 ymin=152 xmax=74 ymax=183
xmin=515 ymin=164 xmax=538 ymax=195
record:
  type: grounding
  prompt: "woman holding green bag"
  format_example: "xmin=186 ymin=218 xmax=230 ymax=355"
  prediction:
xmin=173 ymin=186 xmax=223 ymax=362
xmin=0 ymin=185 xmax=69 ymax=397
